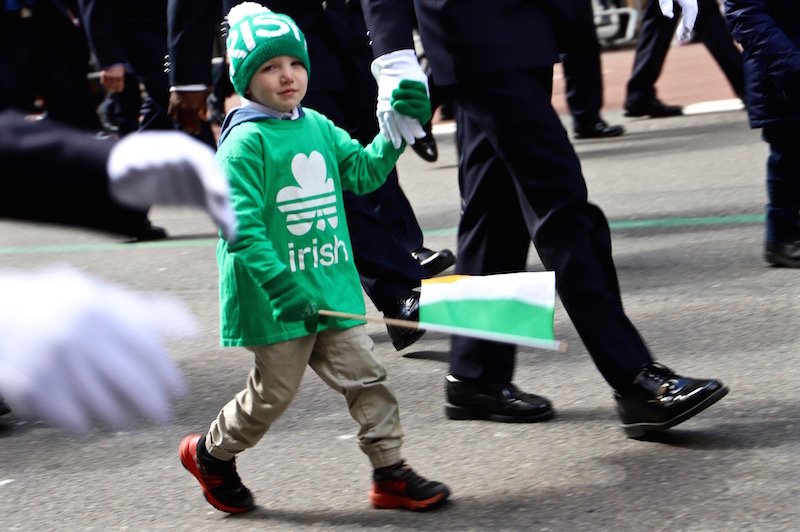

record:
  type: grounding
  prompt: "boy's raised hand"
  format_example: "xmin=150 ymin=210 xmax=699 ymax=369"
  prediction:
xmin=391 ymin=79 xmax=433 ymax=132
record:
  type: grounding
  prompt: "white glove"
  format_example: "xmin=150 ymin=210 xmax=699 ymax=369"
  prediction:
xmin=370 ymin=49 xmax=429 ymax=149
xmin=0 ymin=266 xmax=195 ymax=431
xmin=107 ymin=131 xmax=238 ymax=241
xmin=657 ymin=0 xmax=698 ymax=43
xmin=657 ymin=0 xmax=676 ymax=18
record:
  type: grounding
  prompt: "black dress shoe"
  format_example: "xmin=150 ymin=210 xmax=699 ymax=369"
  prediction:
xmin=126 ymin=220 xmax=168 ymax=243
xmin=765 ymin=241 xmax=800 ymax=267
xmin=411 ymin=247 xmax=455 ymax=276
xmin=624 ymin=98 xmax=683 ymax=118
xmin=614 ymin=362 xmax=728 ymax=439
xmin=384 ymin=291 xmax=426 ymax=351
xmin=574 ymin=120 xmax=625 ymax=139
xmin=411 ymin=121 xmax=438 ymax=162
xmin=445 ymin=374 xmax=554 ymax=423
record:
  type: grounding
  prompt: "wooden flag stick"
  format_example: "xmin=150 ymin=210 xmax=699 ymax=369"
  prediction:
xmin=318 ymin=309 xmax=567 ymax=352
xmin=319 ymin=309 xmax=420 ymax=329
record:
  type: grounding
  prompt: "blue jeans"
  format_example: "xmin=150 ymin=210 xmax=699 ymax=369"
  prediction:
xmin=762 ymin=123 xmax=800 ymax=244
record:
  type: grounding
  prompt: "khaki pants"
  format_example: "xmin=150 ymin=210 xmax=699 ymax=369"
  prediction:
xmin=205 ymin=326 xmax=404 ymax=469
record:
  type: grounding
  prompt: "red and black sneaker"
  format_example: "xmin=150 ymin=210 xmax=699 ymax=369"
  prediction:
xmin=179 ymin=434 xmax=254 ymax=513
xmin=369 ymin=461 xmax=450 ymax=511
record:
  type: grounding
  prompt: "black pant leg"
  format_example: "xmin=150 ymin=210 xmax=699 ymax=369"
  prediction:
xmin=450 ymin=104 xmax=531 ymax=382
xmin=0 ymin=14 xmax=37 ymax=113
xmin=302 ymin=89 xmax=429 ymax=311
xmin=33 ymin=4 xmax=101 ymax=130
xmin=344 ymin=191 xmax=430 ymax=310
xmin=451 ymin=67 xmax=652 ymax=391
xmin=695 ymin=0 xmax=745 ymax=98
xmin=625 ymin=0 xmax=678 ymax=104
xmin=364 ymin=169 xmax=424 ymax=252
xmin=562 ymin=46 xmax=604 ymax=129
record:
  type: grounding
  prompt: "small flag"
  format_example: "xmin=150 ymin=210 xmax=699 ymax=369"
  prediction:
xmin=418 ymin=271 xmax=563 ymax=351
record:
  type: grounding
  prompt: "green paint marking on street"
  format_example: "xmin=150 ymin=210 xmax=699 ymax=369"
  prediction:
xmin=0 ymin=215 xmax=765 ymax=255
xmin=608 ymin=214 xmax=764 ymax=229
xmin=0 ymin=238 xmax=218 ymax=255
xmin=424 ymin=214 xmax=764 ymax=236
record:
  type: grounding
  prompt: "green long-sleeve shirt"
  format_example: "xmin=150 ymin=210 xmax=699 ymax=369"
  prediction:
xmin=215 ymin=107 xmax=402 ymax=346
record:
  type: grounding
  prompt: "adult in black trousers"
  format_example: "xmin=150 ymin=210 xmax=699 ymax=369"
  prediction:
xmin=0 ymin=0 xmax=101 ymax=130
xmin=79 ymin=0 xmax=217 ymax=148
xmin=167 ymin=0 xmax=455 ymax=350
xmin=361 ymin=0 xmax=729 ymax=438
xmin=0 ymin=1 xmax=169 ymax=240
xmin=625 ymin=0 xmax=745 ymax=117
xmin=561 ymin=0 xmax=625 ymax=139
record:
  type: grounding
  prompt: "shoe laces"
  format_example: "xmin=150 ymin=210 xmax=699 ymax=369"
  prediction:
xmin=376 ymin=462 xmax=430 ymax=490
xmin=638 ymin=363 xmax=701 ymax=401
xmin=501 ymin=383 xmax=542 ymax=403
xmin=197 ymin=457 xmax=244 ymax=490
xmin=637 ymin=362 xmax=680 ymax=395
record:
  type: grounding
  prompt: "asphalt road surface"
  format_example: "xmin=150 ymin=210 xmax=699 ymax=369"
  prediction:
xmin=2 ymin=46 xmax=799 ymax=531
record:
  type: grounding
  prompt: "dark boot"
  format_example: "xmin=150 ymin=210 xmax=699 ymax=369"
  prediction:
xmin=384 ymin=291 xmax=425 ymax=351
xmin=615 ymin=362 xmax=728 ymax=438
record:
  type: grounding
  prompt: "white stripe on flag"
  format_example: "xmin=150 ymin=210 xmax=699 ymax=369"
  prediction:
xmin=419 ymin=271 xmax=561 ymax=350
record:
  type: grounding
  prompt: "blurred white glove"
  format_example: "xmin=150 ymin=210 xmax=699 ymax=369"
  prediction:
xmin=657 ymin=0 xmax=698 ymax=43
xmin=370 ymin=49 xmax=429 ymax=149
xmin=107 ymin=131 xmax=238 ymax=241
xmin=657 ymin=0 xmax=676 ymax=18
xmin=0 ymin=266 xmax=196 ymax=431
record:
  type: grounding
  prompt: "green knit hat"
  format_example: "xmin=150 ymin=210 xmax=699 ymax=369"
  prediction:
xmin=225 ymin=2 xmax=310 ymax=97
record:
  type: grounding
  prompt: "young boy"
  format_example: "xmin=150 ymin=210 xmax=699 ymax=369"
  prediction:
xmin=179 ymin=3 xmax=449 ymax=514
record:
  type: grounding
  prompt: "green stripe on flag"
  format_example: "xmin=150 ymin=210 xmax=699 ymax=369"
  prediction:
xmin=419 ymin=298 xmax=555 ymax=341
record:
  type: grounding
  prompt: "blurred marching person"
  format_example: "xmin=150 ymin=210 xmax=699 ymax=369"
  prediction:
xmin=0 ymin=107 xmax=237 ymax=430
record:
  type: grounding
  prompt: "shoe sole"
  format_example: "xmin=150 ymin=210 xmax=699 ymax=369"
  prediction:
xmin=179 ymin=434 xmax=254 ymax=514
xmin=623 ymin=110 xmax=683 ymax=118
xmin=574 ymin=128 xmax=625 ymax=140
xmin=620 ymin=385 xmax=729 ymax=439
xmin=445 ymin=403 xmax=555 ymax=423
xmin=765 ymin=251 xmax=800 ymax=268
xmin=369 ymin=487 xmax=450 ymax=511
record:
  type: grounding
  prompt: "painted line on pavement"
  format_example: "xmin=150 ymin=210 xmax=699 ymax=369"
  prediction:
xmin=682 ymin=98 xmax=745 ymax=115
xmin=431 ymin=99 xmax=746 ymax=137
xmin=0 ymin=215 xmax=764 ymax=256
xmin=0 ymin=238 xmax=218 ymax=255
xmin=424 ymin=213 xmax=764 ymax=236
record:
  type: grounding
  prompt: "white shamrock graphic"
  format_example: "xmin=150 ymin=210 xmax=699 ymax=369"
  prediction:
xmin=276 ymin=151 xmax=338 ymax=236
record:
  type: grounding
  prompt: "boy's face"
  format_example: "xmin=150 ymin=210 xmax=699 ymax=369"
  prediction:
xmin=246 ymin=55 xmax=308 ymax=113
